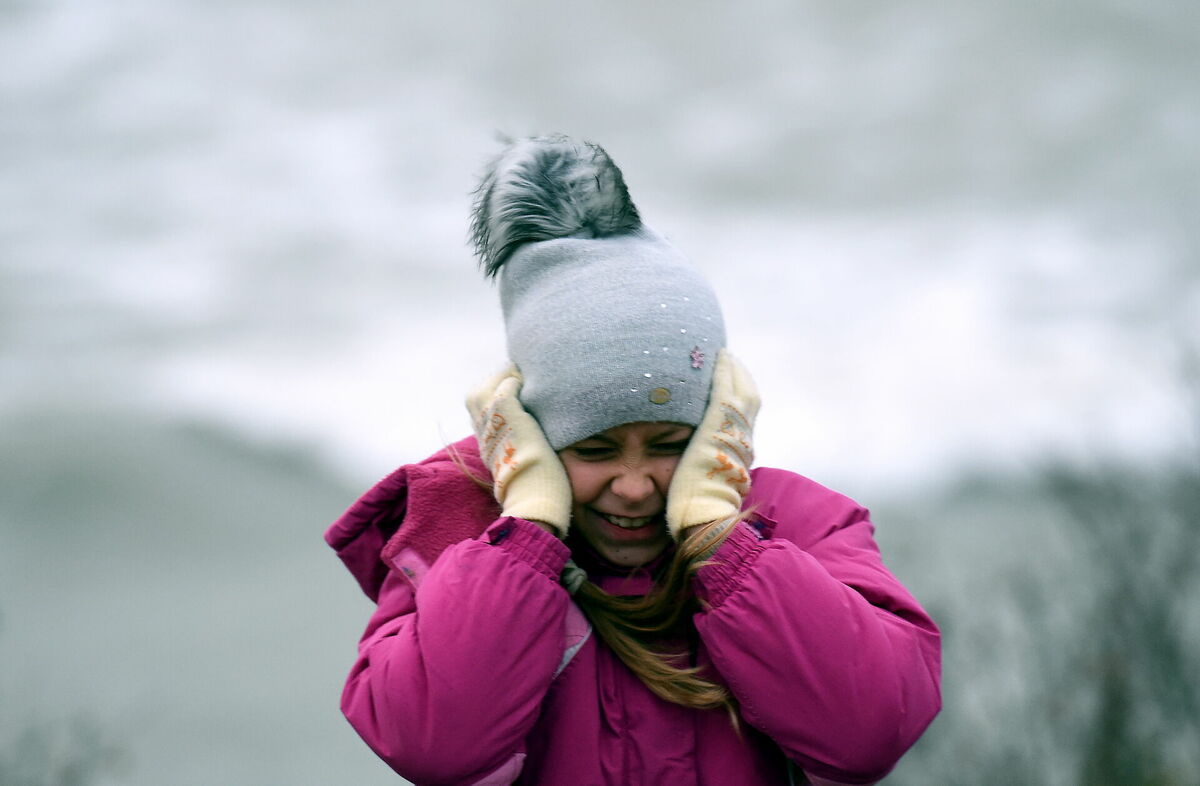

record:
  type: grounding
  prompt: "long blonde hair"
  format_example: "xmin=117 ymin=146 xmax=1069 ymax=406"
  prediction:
xmin=573 ymin=516 xmax=744 ymax=717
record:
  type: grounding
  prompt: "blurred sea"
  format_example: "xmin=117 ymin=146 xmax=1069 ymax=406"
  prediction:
xmin=3 ymin=0 xmax=1198 ymax=783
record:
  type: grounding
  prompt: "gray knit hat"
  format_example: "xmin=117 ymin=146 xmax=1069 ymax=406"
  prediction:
xmin=471 ymin=136 xmax=726 ymax=450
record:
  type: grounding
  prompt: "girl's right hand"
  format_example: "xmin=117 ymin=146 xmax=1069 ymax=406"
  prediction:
xmin=466 ymin=366 xmax=573 ymax=538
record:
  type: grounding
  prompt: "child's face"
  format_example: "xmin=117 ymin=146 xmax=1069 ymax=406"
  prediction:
xmin=558 ymin=422 xmax=693 ymax=567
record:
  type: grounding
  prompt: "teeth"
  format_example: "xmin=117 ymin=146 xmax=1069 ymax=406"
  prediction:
xmin=605 ymin=513 xmax=655 ymax=529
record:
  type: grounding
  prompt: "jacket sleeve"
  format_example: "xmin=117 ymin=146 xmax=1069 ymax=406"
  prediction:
xmin=341 ymin=517 xmax=572 ymax=785
xmin=692 ymin=473 xmax=941 ymax=785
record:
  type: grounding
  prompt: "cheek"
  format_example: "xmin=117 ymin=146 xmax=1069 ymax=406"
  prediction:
xmin=562 ymin=460 xmax=601 ymax=505
xmin=650 ymin=457 xmax=681 ymax=496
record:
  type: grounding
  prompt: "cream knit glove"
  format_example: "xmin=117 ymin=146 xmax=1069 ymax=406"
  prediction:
xmin=665 ymin=350 xmax=760 ymax=540
xmin=466 ymin=366 xmax=573 ymax=538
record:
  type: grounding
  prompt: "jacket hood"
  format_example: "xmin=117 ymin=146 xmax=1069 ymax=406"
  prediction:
xmin=324 ymin=436 xmax=498 ymax=602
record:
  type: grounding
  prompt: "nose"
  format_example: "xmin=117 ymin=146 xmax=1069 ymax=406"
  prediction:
xmin=609 ymin=465 xmax=656 ymax=505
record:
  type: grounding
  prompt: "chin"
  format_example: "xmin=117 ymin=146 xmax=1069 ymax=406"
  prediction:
xmin=594 ymin=535 xmax=671 ymax=568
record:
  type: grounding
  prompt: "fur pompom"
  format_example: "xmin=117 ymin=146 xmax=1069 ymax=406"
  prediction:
xmin=471 ymin=135 xmax=642 ymax=277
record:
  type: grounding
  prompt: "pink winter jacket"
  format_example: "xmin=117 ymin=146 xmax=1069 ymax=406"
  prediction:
xmin=326 ymin=438 xmax=941 ymax=786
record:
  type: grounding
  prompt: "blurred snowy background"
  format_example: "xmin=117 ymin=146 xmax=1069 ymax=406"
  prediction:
xmin=2 ymin=0 xmax=1198 ymax=783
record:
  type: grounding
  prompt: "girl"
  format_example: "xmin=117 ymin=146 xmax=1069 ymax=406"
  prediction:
xmin=326 ymin=136 xmax=941 ymax=785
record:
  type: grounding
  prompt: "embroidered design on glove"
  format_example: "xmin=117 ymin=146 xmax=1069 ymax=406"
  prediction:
xmin=707 ymin=403 xmax=753 ymax=491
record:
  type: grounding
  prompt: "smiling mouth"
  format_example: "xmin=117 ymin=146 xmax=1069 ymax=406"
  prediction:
xmin=596 ymin=511 xmax=659 ymax=529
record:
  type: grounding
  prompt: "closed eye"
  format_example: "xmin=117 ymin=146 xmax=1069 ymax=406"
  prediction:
xmin=569 ymin=446 xmax=617 ymax=460
xmin=652 ymin=439 xmax=691 ymax=454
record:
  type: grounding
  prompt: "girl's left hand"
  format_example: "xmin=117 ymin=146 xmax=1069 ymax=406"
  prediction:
xmin=665 ymin=350 xmax=760 ymax=540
